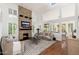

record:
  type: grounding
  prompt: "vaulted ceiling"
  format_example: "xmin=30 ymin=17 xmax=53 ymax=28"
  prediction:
xmin=18 ymin=3 xmax=55 ymax=14
xmin=18 ymin=3 xmax=73 ymax=14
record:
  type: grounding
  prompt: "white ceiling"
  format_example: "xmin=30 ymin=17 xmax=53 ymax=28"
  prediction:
xmin=19 ymin=3 xmax=55 ymax=14
xmin=18 ymin=3 xmax=73 ymax=14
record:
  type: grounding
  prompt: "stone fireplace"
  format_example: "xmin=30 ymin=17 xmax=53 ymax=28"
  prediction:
xmin=18 ymin=6 xmax=32 ymax=41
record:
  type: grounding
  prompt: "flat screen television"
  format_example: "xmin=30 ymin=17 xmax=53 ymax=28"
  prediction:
xmin=21 ymin=21 xmax=30 ymax=28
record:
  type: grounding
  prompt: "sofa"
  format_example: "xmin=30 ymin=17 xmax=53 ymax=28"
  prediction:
xmin=38 ymin=32 xmax=54 ymax=41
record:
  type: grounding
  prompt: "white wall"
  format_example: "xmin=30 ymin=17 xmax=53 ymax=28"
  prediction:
xmin=77 ymin=4 xmax=79 ymax=15
xmin=76 ymin=4 xmax=79 ymax=39
xmin=0 ymin=3 xmax=19 ymax=40
xmin=0 ymin=22 xmax=2 ymax=41
xmin=32 ymin=12 xmax=43 ymax=36
xmin=43 ymin=7 xmax=60 ymax=22
xmin=0 ymin=8 xmax=2 ymax=41
xmin=61 ymin=4 xmax=75 ymax=18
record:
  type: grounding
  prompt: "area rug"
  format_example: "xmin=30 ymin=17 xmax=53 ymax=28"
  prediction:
xmin=24 ymin=40 xmax=56 ymax=55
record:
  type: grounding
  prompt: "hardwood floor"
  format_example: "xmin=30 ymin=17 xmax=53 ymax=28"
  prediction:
xmin=39 ymin=41 xmax=66 ymax=55
xmin=39 ymin=39 xmax=79 ymax=55
xmin=67 ymin=39 xmax=79 ymax=55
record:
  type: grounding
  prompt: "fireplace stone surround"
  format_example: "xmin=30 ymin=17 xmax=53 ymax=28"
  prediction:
xmin=19 ymin=30 xmax=32 ymax=41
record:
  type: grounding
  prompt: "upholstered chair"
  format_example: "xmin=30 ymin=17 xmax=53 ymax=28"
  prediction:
xmin=1 ymin=36 xmax=24 ymax=55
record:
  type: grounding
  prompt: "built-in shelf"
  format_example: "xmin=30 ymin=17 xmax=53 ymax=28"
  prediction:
xmin=29 ymin=17 xmax=32 ymax=19
xmin=25 ymin=16 xmax=28 ymax=18
xmin=19 ymin=15 xmax=23 ymax=17
xmin=19 ymin=14 xmax=32 ymax=19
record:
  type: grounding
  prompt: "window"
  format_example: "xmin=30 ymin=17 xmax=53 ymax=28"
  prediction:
xmin=44 ymin=24 xmax=49 ymax=32
xmin=62 ymin=24 xmax=66 ymax=32
xmin=68 ymin=23 xmax=73 ymax=32
xmin=57 ymin=24 xmax=60 ymax=32
xmin=9 ymin=8 xmax=17 ymax=16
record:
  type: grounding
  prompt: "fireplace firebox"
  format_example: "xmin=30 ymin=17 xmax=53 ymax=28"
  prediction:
xmin=23 ymin=33 xmax=29 ymax=40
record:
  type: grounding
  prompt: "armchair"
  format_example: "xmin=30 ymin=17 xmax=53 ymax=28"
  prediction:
xmin=1 ymin=36 xmax=24 ymax=55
